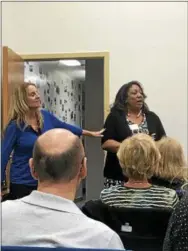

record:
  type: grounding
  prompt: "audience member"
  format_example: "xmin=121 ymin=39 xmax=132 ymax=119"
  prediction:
xmin=2 ymin=129 xmax=124 ymax=250
xmin=152 ymin=137 xmax=188 ymax=197
xmin=100 ymin=134 xmax=179 ymax=209
xmin=163 ymin=193 xmax=188 ymax=251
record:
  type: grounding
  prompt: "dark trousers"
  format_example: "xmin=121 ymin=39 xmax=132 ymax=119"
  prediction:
xmin=2 ymin=183 xmax=37 ymax=201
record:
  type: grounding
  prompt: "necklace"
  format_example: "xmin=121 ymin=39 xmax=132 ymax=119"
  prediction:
xmin=127 ymin=110 xmax=142 ymax=118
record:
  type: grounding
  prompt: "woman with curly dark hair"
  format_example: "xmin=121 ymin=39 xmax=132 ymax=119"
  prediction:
xmin=102 ymin=80 xmax=166 ymax=188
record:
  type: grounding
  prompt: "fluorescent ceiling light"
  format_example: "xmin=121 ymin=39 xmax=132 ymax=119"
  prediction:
xmin=59 ymin=60 xmax=81 ymax=66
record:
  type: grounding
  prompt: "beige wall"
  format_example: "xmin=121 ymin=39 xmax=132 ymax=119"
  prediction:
xmin=2 ymin=2 xmax=187 ymax=155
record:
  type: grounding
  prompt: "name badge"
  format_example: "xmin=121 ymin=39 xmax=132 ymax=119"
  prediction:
xmin=151 ymin=133 xmax=156 ymax=140
xmin=129 ymin=124 xmax=139 ymax=131
xmin=121 ymin=223 xmax=132 ymax=233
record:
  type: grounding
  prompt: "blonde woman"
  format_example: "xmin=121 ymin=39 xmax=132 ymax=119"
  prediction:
xmin=151 ymin=137 xmax=188 ymax=194
xmin=1 ymin=83 xmax=104 ymax=200
xmin=100 ymin=133 xmax=179 ymax=209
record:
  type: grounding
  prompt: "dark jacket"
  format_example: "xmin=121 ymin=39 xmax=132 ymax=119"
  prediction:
xmin=163 ymin=194 xmax=188 ymax=251
xmin=82 ymin=199 xmax=172 ymax=251
xmin=151 ymin=176 xmax=184 ymax=191
xmin=82 ymin=200 xmax=120 ymax=232
xmin=102 ymin=109 xmax=166 ymax=180
xmin=151 ymin=176 xmax=188 ymax=199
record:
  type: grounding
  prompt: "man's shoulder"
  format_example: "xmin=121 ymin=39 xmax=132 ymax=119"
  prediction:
xmin=83 ymin=214 xmax=124 ymax=249
xmin=2 ymin=198 xmax=22 ymax=206
xmin=82 ymin=212 xmax=115 ymax=233
xmin=2 ymin=198 xmax=123 ymax=249
xmin=82 ymin=211 xmax=116 ymax=233
xmin=2 ymin=199 xmax=23 ymax=216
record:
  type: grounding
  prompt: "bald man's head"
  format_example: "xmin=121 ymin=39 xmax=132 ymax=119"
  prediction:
xmin=32 ymin=129 xmax=84 ymax=182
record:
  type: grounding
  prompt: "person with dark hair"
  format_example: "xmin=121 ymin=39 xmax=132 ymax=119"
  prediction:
xmin=102 ymin=81 xmax=166 ymax=187
xmin=2 ymin=129 xmax=124 ymax=250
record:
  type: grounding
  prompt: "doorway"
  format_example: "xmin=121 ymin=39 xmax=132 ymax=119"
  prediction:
xmin=2 ymin=48 xmax=110 ymax=203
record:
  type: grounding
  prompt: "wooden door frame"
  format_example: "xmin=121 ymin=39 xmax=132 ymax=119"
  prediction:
xmin=2 ymin=47 xmax=9 ymax=130
xmin=21 ymin=52 xmax=110 ymax=118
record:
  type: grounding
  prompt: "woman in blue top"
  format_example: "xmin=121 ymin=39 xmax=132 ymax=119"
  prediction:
xmin=1 ymin=82 xmax=104 ymax=200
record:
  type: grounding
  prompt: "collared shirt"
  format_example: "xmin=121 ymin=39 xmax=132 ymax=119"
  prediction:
xmin=1 ymin=109 xmax=83 ymax=185
xmin=2 ymin=191 xmax=124 ymax=250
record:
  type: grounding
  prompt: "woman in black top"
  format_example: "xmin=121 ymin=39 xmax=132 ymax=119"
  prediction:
xmin=163 ymin=193 xmax=188 ymax=251
xmin=102 ymin=81 xmax=166 ymax=188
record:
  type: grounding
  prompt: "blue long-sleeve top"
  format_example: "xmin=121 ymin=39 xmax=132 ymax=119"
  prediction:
xmin=1 ymin=109 xmax=83 ymax=186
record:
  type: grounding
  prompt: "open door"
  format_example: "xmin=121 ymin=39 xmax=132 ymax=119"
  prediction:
xmin=84 ymin=59 xmax=104 ymax=200
xmin=2 ymin=46 xmax=24 ymax=129
xmin=2 ymin=46 xmax=24 ymax=195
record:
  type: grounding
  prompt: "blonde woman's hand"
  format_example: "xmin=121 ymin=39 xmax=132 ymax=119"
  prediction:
xmin=83 ymin=128 xmax=106 ymax=137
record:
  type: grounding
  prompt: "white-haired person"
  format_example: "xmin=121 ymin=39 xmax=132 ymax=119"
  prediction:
xmin=151 ymin=137 xmax=188 ymax=198
xmin=100 ymin=133 xmax=179 ymax=209
xmin=1 ymin=82 xmax=104 ymax=200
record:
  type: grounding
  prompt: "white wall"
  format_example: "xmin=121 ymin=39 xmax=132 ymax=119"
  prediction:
xmin=2 ymin=2 xmax=187 ymax=155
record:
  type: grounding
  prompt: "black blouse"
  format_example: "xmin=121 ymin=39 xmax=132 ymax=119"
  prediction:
xmin=151 ymin=177 xmax=184 ymax=191
xmin=163 ymin=193 xmax=188 ymax=251
xmin=101 ymin=109 xmax=166 ymax=180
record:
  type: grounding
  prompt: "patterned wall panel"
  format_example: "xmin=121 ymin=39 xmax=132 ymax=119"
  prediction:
xmin=24 ymin=62 xmax=84 ymax=127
